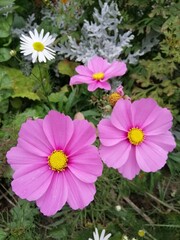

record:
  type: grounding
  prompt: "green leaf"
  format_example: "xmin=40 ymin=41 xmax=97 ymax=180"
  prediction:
xmin=0 ymin=0 xmax=15 ymax=7
xmin=12 ymin=92 xmax=40 ymax=100
xmin=0 ymin=15 xmax=13 ymax=38
xmin=0 ymin=98 xmax=9 ymax=113
xmin=48 ymin=92 xmax=67 ymax=103
xmin=10 ymin=97 xmax=22 ymax=109
xmin=0 ymin=65 xmax=41 ymax=101
xmin=0 ymin=228 xmax=7 ymax=240
xmin=0 ymin=70 xmax=12 ymax=90
xmin=65 ymin=88 xmax=77 ymax=113
xmin=48 ymin=228 xmax=68 ymax=239
xmin=0 ymin=89 xmax=12 ymax=102
xmin=81 ymin=109 xmax=101 ymax=117
xmin=0 ymin=69 xmax=12 ymax=113
xmin=0 ymin=48 xmax=11 ymax=62
xmin=170 ymin=152 xmax=180 ymax=163
xmin=58 ymin=60 xmax=79 ymax=77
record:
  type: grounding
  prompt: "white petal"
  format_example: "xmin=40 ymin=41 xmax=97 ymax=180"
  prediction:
xmin=29 ymin=31 xmax=36 ymax=41
xmin=45 ymin=46 xmax=55 ymax=53
xmin=100 ymin=229 xmax=105 ymax=240
xmin=32 ymin=51 xmax=38 ymax=63
xmin=34 ymin=29 xmax=39 ymax=39
xmin=43 ymin=37 xmax=55 ymax=46
xmin=42 ymin=32 xmax=50 ymax=44
xmin=39 ymin=29 xmax=44 ymax=41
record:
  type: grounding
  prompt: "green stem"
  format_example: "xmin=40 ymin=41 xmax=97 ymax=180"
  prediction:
xmin=37 ymin=62 xmax=53 ymax=109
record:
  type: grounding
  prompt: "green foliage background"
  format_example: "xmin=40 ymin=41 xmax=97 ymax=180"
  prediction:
xmin=0 ymin=0 xmax=179 ymax=239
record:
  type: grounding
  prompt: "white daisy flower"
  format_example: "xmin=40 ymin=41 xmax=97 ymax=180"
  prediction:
xmin=20 ymin=29 xmax=56 ymax=63
xmin=89 ymin=228 xmax=111 ymax=240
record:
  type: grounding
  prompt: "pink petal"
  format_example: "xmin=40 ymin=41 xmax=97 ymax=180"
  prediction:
xmin=65 ymin=169 xmax=96 ymax=210
xmin=136 ymin=141 xmax=168 ymax=172
xmin=66 ymin=119 xmax=96 ymax=155
xmin=87 ymin=82 xmax=99 ymax=91
xmin=99 ymin=141 xmax=131 ymax=169
xmin=13 ymin=164 xmax=46 ymax=178
xmin=116 ymin=85 xmax=124 ymax=95
xmin=131 ymin=98 xmax=159 ymax=128
xmin=103 ymin=61 xmax=127 ymax=80
xmin=11 ymin=165 xmax=53 ymax=201
xmin=146 ymin=131 xmax=176 ymax=152
xmin=111 ymin=99 xmax=132 ymax=131
xmin=98 ymin=119 xmax=127 ymax=146
xmin=87 ymin=81 xmax=111 ymax=91
xmin=70 ymin=75 xmax=93 ymax=85
xmin=97 ymin=81 xmax=111 ymax=90
xmin=18 ymin=119 xmax=53 ymax=156
xmin=6 ymin=146 xmax=46 ymax=170
xmin=17 ymin=138 xmax=49 ymax=157
xmin=36 ymin=172 xmax=68 ymax=216
xmin=43 ymin=110 xmax=74 ymax=150
xmin=75 ymin=65 xmax=93 ymax=76
xmin=143 ymin=108 xmax=173 ymax=135
xmin=118 ymin=148 xmax=140 ymax=180
xmin=87 ymin=56 xmax=110 ymax=72
xmin=68 ymin=145 xmax=102 ymax=183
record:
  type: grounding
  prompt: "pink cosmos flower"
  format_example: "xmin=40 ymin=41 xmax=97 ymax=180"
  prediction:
xmin=98 ymin=98 xmax=176 ymax=180
xmin=6 ymin=110 xmax=103 ymax=216
xmin=70 ymin=56 xmax=127 ymax=91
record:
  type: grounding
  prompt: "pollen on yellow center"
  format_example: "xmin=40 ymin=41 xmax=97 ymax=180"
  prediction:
xmin=48 ymin=150 xmax=68 ymax=172
xmin=33 ymin=42 xmax=45 ymax=52
xmin=128 ymin=128 xmax=144 ymax=145
xmin=108 ymin=92 xmax=122 ymax=106
xmin=92 ymin=72 xmax=104 ymax=81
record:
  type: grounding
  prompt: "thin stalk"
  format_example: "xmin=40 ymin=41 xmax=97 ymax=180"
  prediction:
xmin=37 ymin=62 xmax=53 ymax=109
xmin=15 ymin=55 xmax=54 ymax=110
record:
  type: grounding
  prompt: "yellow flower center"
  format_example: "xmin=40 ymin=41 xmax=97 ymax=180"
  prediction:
xmin=128 ymin=128 xmax=144 ymax=145
xmin=92 ymin=72 xmax=104 ymax=81
xmin=108 ymin=92 xmax=122 ymax=106
xmin=48 ymin=150 xmax=68 ymax=172
xmin=33 ymin=42 xmax=45 ymax=52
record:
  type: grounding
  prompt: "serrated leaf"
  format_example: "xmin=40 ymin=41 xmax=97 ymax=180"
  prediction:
xmin=0 ymin=98 xmax=9 ymax=113
xmin=12 ymin=92 xmax=40 ymax=101
xmin=58 ymin=60 xmax=79 ymax=77
xmin=48 ymin=92 xmax=67 ymax=103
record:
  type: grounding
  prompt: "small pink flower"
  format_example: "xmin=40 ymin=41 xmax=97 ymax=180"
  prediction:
xmin=7 ymin=110 xmax=103 ymax=216
xmin=116 ymin=85 xmax=124 ymax=96
xmin=98 ymin=98 xmax=176 ymax=180
xmin=70 ymin=56 xmax=127 ymax=91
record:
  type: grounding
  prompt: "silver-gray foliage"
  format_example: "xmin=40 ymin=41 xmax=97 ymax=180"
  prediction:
xmin=57 ymin=0 xmax=159 ymax=64
xmin=41 ymin=2 xmax=83 ymax=35
xmin=12 ymin=14 xmax=38 ymax=37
